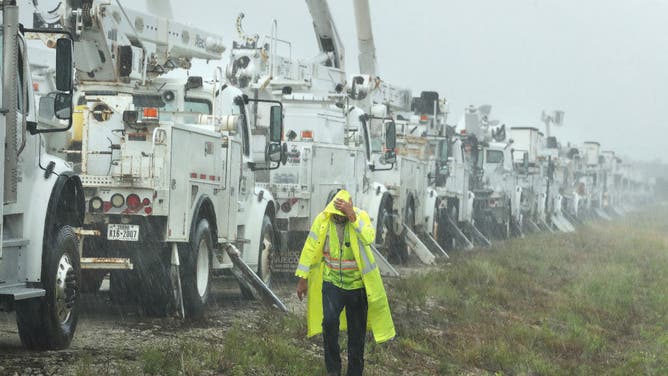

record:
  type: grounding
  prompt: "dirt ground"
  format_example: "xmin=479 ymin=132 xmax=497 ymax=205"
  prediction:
xmin=0 ymin=276 xmax=305 ymax=376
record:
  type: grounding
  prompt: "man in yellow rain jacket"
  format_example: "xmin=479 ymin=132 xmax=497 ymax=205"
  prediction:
xmin=296 ymin=189 xmax=395 ymax=376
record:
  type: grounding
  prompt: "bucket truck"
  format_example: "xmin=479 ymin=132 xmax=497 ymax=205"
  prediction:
xmin=0 ymin=2 xmax=85 ymax=349
xmin=540 ymin=137 xmax=576 ymax=232
xmin=44 ymin=0 xmax=287 ymax=317
xmin=509 ymin=126 xmax=553 ymax=232
xmin=459 ymin=105 xmax=522 ymax=241
xmin=348 ymin=0 xmax=446 ymax=264
xmin=226 ymin=3 xmax=401 ymax=276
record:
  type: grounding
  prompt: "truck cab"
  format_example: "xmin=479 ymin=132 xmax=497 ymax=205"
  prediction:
xmin=1 ymin=4 xmax=84 ymax=350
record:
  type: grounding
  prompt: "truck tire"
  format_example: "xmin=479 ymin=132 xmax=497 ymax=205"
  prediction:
xmin=16 ymin=226 xmax=81 ymax=350
xmin=240 ymin=215 xmax=275 ymax=299
xmin=179 ymin=218 xmax=212 ymax=319
xmin=375 ymin=194 xmax=393 ymax=252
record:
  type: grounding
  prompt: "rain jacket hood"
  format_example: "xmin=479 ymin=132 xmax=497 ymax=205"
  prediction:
xmin=323 ymin=189 xmax=351 ymax=217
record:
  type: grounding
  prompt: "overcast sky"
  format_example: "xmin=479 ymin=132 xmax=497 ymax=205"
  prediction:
xmin=28 ymin=0 xmax=668 ymax=162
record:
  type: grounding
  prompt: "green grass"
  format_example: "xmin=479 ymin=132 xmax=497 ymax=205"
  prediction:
xmin=74 ymin=208 xmax=668 ymax=375
xmin=372 ymin=209 xmax=668 ymax=375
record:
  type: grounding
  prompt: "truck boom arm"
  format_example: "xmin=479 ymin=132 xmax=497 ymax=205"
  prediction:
xmin=304 ymin=0 xmax=345 ymax=70
xmin=352 ymin=0 xmax=376 ymax=76
xmin=62 ymin=0 xmax=225 ymax=82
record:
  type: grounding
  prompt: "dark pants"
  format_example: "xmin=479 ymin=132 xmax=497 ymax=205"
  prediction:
xmin=322 ymin=281 xmax=368 ymax=376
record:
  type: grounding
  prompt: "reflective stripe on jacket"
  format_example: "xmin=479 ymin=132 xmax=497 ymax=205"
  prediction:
xmin=295 ymin=189 xmax=396 ymax=344
xmin=322 ymin=223 xmax=364 ymax=290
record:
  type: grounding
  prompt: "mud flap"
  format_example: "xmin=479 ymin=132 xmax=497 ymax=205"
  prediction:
xmin=225 ymin=245 xmax=288 ymax=312
xmin=445 ymin=214 xmax=474 ymax=250
xmin=401 ymin=224 xmax=435 ymax=265
xmin=171 ymin=243 xmax=185 ymax=319
xmin=370 ymin=245 xmax=400 ymax=277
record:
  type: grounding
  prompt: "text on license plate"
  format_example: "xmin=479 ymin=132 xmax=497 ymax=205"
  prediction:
xmin=107 ymin=224 xmax=140 ymax=241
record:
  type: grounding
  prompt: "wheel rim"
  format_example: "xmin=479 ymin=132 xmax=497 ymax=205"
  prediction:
xmin=259 ymin=228 xmax=273 ymax=284
xmin=196 ymin=239 xmax=210 ymax=298
xmin=55 ymin=254 xmax=76 ymax=324
xmin=378 ymin=207 xmax=389 ymax=247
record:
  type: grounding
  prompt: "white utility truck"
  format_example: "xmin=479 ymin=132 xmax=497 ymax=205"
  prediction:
xmin=348 ymin=0 xmax=447 ymax=264
xmin=226 ymin=2 xmax=400 ymax=274
xmin=49 ymin=0 xmax=286 ymax=317
xmin=459 ymin=105 xmax=522 ymax=240
xmin=0 ymin=1 xmax=84 ymax=349
xmin=509 ymin=126 xmax=551 ymax=232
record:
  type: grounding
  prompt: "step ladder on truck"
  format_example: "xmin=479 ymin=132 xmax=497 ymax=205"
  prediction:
xmin=0 ymin=1 xmax=87 ymax=350
xmin=45 ymin=0 xmax=288 ymax=317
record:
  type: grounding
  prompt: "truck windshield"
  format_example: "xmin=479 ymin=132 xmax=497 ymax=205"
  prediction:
xmin=369 ymin=118 xmax=383 ymax=153
xmin=486 ymin=149 xmax=504 ymax=164
xmin=163 ymin=98 xmax=211 ymax=122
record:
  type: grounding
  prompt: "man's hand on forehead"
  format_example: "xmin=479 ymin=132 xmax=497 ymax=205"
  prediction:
xmin=334 ymin=198 xmax=356 ymax=222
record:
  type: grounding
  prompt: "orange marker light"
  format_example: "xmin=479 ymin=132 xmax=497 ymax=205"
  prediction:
xmin=143 ymin=107 xmax=159 ymax=119
xmin=301 ymin=130 xmax=313 ymax=139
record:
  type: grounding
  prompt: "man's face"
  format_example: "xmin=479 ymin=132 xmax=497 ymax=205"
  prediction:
xmin=332 ymin=214 xmax=348 ymax=224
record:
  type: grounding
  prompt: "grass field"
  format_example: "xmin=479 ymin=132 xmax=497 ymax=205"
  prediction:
xmin=80 ymin=208 xmax=668 ymax=375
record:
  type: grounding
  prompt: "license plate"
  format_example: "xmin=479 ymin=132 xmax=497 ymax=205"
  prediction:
xmin=107 ymin=224 xmax=140 ymax=241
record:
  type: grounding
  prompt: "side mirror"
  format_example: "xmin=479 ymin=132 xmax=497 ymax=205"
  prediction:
xmin=266 ymin=143 xmax=282 ymax=163
xmin=38 ymin=94 xmax=55 ymax=121
xmin=385 ymin=121 xmax=396 ymax=150
xmin=185 ymin=76 xmax=203 ymax=90
xmin=269 ymin=105 xmax=283 ymax=142
xmin=383 ymin=121 xmax=397 ymax=165
xmin=54 ymin=92 xmax=72 ymax=120
xmin=55 ymin=38 xmax=73 ymax=92
xmin=266 ymin=105 xmax=284 ymax=165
